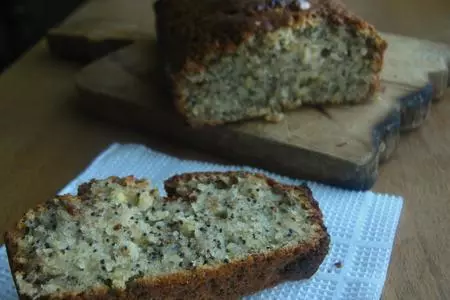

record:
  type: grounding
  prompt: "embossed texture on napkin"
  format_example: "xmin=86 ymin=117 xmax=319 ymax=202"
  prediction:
xmin=0 ymin=143 xmax=403 ymax=300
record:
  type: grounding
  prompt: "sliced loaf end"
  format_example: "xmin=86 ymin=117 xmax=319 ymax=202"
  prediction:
xmin=155 ymin=0 xmax=387 ymax=126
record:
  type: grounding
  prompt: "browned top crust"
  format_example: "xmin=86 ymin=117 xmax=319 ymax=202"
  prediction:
xmin=154 ymin=0 xmax=387 ymax=74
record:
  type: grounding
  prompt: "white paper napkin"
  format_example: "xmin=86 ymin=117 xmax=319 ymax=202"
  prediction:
xmin=0 ymin=143 xmax=403 ymax=300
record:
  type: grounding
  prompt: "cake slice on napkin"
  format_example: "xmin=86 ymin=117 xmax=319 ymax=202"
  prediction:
xmin=5 ymin=172 xmax=329 ymax=299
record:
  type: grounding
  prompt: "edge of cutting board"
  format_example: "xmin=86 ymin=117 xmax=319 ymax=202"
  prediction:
xmin=74 ymin=41 xmax=436 ymax=190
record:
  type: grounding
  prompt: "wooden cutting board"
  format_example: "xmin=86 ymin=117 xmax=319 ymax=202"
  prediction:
xmin=53 ymin=0 xmax=450 ymax=190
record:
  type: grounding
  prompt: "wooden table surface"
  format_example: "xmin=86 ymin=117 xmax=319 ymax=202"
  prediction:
xmin=1 ymin=0 xmax=449 ymax=299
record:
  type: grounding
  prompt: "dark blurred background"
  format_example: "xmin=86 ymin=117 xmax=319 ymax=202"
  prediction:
xmin=0 ymin=0 xmax=85 ymax=73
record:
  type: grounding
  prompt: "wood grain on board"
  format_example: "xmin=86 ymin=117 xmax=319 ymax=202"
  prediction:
xmin=75 ymin=36 xmax=448 ymax=190
xmin=46 ymin=0 xmax=154 ymax=63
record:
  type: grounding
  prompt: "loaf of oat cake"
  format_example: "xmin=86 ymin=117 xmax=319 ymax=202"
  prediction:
xmin=154 ymin=0 xmax=387 ymax=126
xmin=5 ymin=172 xmax=329 ymax=299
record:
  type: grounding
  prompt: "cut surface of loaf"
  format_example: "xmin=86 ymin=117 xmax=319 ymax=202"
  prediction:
xmin=5 ymin=172 xmax=329 ymax=299
xmin=154 ymin=0 xmax=387 ymax=126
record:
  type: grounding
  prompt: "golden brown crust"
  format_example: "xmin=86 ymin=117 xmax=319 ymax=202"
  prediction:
xmin=154 ymin=0 xmax=386 ymax=72
xmin=154 ymin=0 xmax=387 ymax=126
xmin=5 ymin=172 xmax=330 ymax=300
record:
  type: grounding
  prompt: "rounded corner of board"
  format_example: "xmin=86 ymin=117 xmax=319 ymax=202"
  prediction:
xmin=338 ymin=176 xmax=377 ymax=191
xmin=397 ymin=83 xmax=433 ymax=131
